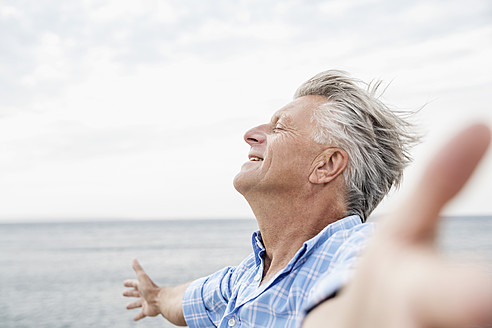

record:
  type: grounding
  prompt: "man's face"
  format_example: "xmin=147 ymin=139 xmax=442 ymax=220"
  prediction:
xmin=233 ymin=95 xmax=328 ymax=197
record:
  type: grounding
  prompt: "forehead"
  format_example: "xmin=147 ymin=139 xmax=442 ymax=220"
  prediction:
xmin=271 ymin=95 xmax=327 ymax=126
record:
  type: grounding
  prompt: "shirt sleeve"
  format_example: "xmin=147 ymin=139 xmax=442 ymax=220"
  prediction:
xmin=303 ymin=223 xmax=375 ymax=314
xmin=182 ymin=266 xmax=236 ymax=328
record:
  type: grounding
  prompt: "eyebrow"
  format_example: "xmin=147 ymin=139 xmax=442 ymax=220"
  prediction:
xmin=270 ymin=112 xmax=293 ymax=125
xmin=270 ymin=113 xmax=280 ymax=124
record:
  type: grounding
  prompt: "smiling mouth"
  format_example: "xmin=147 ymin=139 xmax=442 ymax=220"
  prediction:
xmin=249 ymin=156 xmax=263 ymax=162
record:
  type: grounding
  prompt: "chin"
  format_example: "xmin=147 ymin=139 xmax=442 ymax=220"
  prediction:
xmin=233 ymin=171 xmax=254 ymax=196
xmin=233 ymin=172 xmax=245 ymax=194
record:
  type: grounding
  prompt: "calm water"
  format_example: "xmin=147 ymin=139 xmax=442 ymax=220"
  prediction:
xmin=1 ymin=217 xmax=491 ymax=328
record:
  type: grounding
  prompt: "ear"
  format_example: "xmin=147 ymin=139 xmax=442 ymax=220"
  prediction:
xmin=309 ymin=148 xmax=348 ymax=185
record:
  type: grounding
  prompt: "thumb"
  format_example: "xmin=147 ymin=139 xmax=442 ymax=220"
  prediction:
xmin=387 ymin=124 xmax=491 ymax=242
xmin=132 ymin=258 xmax=147 ymax=279
xmin=132 ymin=258 xmax=158 ymax=289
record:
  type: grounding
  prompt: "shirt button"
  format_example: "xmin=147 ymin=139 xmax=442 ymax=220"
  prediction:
xmin=228 ymin=318 xmax=236 ymax=327
xmin=253 ymin=274 xmax=261 ymax=282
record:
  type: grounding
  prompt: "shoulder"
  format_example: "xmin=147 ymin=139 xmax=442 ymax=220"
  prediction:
xmin=315 ymin=217 xmax=375 ymax=255
xmin=302 ymin=222 xmax=376 ymax=315
xmin=329 ymin=221 xmax=374 ymax=264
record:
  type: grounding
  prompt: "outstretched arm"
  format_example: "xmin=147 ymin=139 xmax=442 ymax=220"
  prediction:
xmin=123 ymin=258 xmax=190 ymax=326
xmin=304 ymin=124 xmax=492 ymax=327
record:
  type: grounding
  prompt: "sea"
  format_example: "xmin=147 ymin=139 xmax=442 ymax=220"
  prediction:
xmin=1 ymin=216 xmax=492 ymax=328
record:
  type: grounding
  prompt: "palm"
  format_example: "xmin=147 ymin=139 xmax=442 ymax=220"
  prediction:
xmin=304 ymin=124 xmax=492 ymax=328
xmin=124 ymin=259 xmax=161 ymax=321
xmin=138 ymin=273 xmax=160 ymax=317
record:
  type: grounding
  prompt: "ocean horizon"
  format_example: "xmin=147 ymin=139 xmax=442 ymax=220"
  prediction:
xmin=1 ymin=216 xmax=491 ymax=327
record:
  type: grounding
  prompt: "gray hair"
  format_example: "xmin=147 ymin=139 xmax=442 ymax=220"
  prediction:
xmin=294 ymin=70 xmax=420 ymax=222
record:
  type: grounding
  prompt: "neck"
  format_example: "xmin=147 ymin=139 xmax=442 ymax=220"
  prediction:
xmin=246 ymin=186 xmax=346 ymax=284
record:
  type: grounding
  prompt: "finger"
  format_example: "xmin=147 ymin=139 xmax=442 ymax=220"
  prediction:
xmin=123 ymin=279 xmax=138 ymax=288
xmin=132 ymin=258 xmax=146 ymax=278
xmin=122 ymin=289 xmax=141 ymax=298
xmin=132 ymin=258 xmax=158 ymax=287
xmin=134 ymin=311 xmax=146 ymax=321
xmin=126 ymin=299 xmax=142 ymax=310
xmin=386 ymin=124 xmax=491 ymax=242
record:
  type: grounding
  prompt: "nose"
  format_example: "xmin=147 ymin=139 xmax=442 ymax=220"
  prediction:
xmin=244 ymin=124 xmax=268 ymax=146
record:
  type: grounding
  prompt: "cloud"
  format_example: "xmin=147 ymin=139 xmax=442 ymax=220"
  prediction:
xmin=0 ymin=0 xmax=491 ymax=219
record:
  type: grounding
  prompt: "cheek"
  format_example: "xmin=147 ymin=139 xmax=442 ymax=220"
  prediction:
xmin=269 ymin=141 xmax=313 ymax=172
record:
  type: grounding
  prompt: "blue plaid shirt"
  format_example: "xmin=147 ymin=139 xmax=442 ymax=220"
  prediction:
xmin=182 ymin=215 xmax=373 ymax=328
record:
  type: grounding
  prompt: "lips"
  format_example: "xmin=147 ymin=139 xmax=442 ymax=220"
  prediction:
xmin=248 ymin=154 xmax=264 ymax=161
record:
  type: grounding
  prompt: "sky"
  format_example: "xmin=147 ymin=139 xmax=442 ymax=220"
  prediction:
xmin=0 ymin=0 xmax=491 ymax=222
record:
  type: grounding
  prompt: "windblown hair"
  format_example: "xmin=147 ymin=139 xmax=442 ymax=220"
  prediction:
xmin=294 ymin=70 xmax=419 ymax=222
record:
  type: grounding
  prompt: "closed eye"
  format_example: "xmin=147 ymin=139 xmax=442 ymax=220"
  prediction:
xmin=273 ymin=124 xmax=284 ymax=132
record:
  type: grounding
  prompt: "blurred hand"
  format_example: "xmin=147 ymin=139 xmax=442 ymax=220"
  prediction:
xmin=304 ymin=124 xmax=492 ymax=328
xmin=123 ymin=258 xmax=162 ymax=321
xmin=123 ymin=258 xmax=189 ymax=325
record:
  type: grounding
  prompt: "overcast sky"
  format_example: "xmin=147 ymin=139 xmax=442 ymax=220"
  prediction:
xmin=0 ymin=0 xmax=491 ymax=222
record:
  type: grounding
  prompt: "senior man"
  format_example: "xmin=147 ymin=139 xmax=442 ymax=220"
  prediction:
xmin=123 ymin=70 xmax=418 ymax=327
